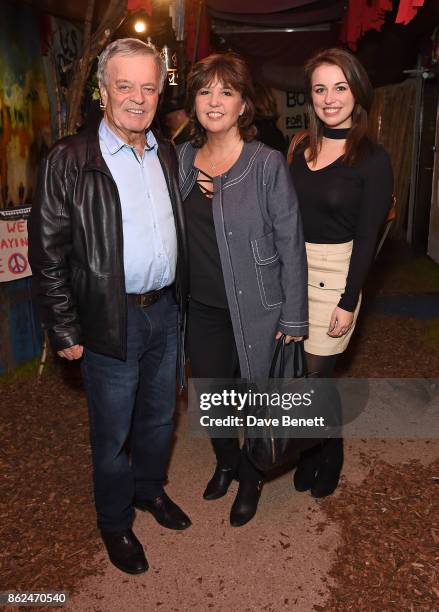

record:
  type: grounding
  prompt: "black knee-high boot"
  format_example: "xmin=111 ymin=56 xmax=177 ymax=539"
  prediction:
xmin=293 ymin=352 xmax=343 ymax=498
xmin=311 ymin=438 xmax=344 ymax=498
xmin=293 ymin=438 xmax=343 ymax=497
xmin=293 ymin=443 xmax=321 ymax=492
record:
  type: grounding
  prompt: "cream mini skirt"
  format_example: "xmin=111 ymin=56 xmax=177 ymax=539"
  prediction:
xmin=304 ymin=241 xmax=361 ymax=357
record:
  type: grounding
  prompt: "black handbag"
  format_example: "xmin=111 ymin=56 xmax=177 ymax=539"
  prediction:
xmin=245 ymin=335 xmax=320 ymax=473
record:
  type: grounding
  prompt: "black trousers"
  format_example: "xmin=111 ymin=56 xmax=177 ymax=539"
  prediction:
xmin=187 ymin=299 xmax=261 ymax=483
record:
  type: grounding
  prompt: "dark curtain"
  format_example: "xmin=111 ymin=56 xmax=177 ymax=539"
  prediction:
xmin=206 ymin=0 xmax=344 ymax=90
xmin=228 ymin=28 xmax=340 ymax=90
xmin=210 ymin=0 xmax=345 ymax=28
xmin=207 ymin=0 xmax=321 ymax=12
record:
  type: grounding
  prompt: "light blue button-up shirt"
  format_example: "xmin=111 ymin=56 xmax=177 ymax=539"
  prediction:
xmin=99 ymin=119 xmax=177 ymax=293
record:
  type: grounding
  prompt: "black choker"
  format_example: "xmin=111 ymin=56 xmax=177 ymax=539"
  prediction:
xmin=323 ymin=126 xmax=350 ymax=139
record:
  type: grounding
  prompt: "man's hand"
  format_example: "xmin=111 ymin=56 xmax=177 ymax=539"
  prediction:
xmin=275 ymin=331 xmax=304 ymax=345
xmin=327 ymin=306 xmax=354 ymax=338
xmin=57 ymin=344 xmax=84 ymax=360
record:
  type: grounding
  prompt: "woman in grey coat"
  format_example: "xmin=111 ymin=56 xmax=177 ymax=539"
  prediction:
xmin=178 ymin=53 xmax=308 ymax=526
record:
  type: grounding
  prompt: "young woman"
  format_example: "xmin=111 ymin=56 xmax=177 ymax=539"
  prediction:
xmin=289 ymin=48 xmax=393 ymax=497
xmin=177 ymin=53 xmax=308 ymax=526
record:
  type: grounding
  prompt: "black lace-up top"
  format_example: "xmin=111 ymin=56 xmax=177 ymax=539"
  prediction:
xmin=183 ymin=169 xmax=228 ymax=309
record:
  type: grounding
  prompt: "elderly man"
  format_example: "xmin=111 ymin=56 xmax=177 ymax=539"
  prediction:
xmin=28 ymin=39 xmax=189 ymax=575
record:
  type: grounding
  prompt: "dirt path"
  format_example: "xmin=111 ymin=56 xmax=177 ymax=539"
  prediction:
xmin=2 ymin=244 xmax=439 ymax=611
xmin=65 ymin=431 xmax=439 ymax=612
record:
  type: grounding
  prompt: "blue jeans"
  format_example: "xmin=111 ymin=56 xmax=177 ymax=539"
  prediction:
xmin=81 ymin=291 xmax=178 ymax=533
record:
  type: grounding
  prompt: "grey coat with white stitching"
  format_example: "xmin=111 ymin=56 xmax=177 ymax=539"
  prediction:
xmin=177 ymin=139 xmax=308 ymax=380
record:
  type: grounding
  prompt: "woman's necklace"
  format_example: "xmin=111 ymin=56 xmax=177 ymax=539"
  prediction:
xmin=205 ymin=141 xmax=241 ymax=174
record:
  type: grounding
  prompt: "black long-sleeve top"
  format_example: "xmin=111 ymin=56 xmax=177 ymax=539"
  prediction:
xmin=184 ymin=181 xmax=229 ymax=309
xmin=290 ymin=143 xmax=393 ymax=311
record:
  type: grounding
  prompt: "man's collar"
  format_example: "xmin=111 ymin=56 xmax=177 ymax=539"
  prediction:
xmin=99 ymin=119 xmax=158 ymax=155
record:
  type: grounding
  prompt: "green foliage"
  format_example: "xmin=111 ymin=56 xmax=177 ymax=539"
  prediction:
xmin=86 ymin=58 xmax=100 ymax=102
xmin=376 ymin=256 xmax=439 ymax=295
xmin=0 ymin=357 xmax=41 ymax=384
xmin=411 ymin=258 xmax=439 ymax=291
xmin=423 ymin=318 xmax=439 ymax=351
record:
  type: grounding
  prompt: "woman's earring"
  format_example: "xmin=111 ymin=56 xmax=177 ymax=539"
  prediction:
xmin=99 ymin=99 xmax=106 ymax=110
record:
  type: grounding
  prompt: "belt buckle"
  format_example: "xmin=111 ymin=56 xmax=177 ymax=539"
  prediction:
xmin=138 ymin=286 xmax=167 ymax=308
xmin=139 ymin=293 xmax=151 ymax=308
xmin=140 ymin=290 xmax=159 ymax=308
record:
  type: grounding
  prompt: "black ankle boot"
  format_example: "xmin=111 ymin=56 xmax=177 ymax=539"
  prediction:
xmin=203 ymin=465 xmax=238 ymax=500
xmin=293 ymin=445 xmax=321 ymax=492
xmin=311 ymin=438 xmax=344 ymax=498
xmin=229 ymin=478 xmax=263 ymax=527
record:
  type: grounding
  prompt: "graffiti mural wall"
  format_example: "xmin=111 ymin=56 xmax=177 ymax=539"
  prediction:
xmin=0 ymin=1 xmax=51 ymax=208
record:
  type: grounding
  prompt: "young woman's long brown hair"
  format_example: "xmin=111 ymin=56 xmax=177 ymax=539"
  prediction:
xmin=304 ymin=48 xmax=374 ymax=166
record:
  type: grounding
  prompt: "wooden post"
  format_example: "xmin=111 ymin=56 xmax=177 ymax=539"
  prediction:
xmin=65 ymin=0 xmax=128 ymax=135
xmin=192 ymin=0 xmax=204 ymax=65
xmin=0 ymin=284 xmax=12 ymax=373
xmin=66 ymin=0 xmax=96 ymax=134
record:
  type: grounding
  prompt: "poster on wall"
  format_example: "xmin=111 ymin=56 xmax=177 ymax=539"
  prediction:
xmin=0 ymin=207 xmax=31 ymax=282
xmin=273 ymin=89 xmax=309 ymax=145
xmin=0 ymin=2 xmax=52 ymax=209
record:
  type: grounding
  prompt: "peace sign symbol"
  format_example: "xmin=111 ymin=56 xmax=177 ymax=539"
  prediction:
xmin=8 ymin=252 xmax=28 ymax=275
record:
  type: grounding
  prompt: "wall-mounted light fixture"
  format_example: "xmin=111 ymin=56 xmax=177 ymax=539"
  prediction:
xmin=161 ymin=45 xmax=179 ymax=86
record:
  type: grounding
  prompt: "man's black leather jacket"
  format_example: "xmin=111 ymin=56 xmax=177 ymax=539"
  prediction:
xmin=28 ymin=125 xmax=188 ymax=361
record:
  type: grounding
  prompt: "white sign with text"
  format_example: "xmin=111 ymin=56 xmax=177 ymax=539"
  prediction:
xmin=0 ymin=213 xmax=31 ymax=282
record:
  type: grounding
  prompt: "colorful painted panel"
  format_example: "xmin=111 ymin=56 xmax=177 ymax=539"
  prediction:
xmin=0 ymin=1 xmax=51 ymax=208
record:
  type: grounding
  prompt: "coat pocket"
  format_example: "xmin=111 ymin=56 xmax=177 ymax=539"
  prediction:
xmin=250 ymin=232 xmax=282 ymax=309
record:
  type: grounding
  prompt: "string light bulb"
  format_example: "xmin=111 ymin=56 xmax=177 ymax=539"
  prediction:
xmin=134 ymin=20 xmax=147 ymax=33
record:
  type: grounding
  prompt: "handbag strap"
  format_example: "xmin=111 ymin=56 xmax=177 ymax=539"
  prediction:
xmin=269 ymin=335 xmax=286 ymax=378
xmin=292 ymin=340 xmax=307 ymax=378
xmin=387 ymin=193 xmax=397 ymax=222
xmin=269 ymin=334 xmax=307 ymax=378
xmin=287 ymin=130 xmax=309 ymax=165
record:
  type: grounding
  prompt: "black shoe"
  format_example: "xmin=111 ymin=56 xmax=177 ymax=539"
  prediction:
xmin=203 ymin=465 xmax=238 ymax=500
xmin=311 ymin=438 xmax=344 ymax=498
xmin=101 ymin=529 xmax=148 ymax=575
xmin=293 ymin=445 xmax=321 ymax=492
xmin=135 ymin=492 xmax=191 ymax=530
xmin=230 ymin=479 xmax=263 ymax=527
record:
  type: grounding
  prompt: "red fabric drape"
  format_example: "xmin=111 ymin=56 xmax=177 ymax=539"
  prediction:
xmin=395 ymin=0 xmax=425 ymax=24
xmin=341 ymin=0 xmax=426 ymax=48
xmin=127 ymin=0 xmax=153 ymax=16
xmin=340 ymin=0 xmax=392 ymax=50
xmin=185 ymin=0 xmax=211 ymax=63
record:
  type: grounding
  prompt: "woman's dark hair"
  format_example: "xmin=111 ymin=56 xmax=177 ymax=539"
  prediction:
xmin=304 ymin=47 xmax=374 ymax=166
xmin=185 ymin=53 xmax=257 ymax=148
xmin=254 ymin=83 xmax=279 ymax=120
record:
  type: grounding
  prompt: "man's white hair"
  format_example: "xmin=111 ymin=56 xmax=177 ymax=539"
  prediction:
xmin=97 ymin=38 xmax=167 ymax=93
